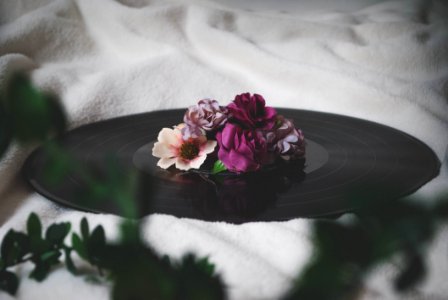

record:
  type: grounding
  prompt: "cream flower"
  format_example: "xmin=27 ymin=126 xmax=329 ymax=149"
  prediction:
xmin=152 ymin=124 xmax=217 ymax=171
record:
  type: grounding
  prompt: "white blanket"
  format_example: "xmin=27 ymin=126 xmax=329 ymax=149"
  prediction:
xmin=0 ymin=0 xmax=447 ymax=299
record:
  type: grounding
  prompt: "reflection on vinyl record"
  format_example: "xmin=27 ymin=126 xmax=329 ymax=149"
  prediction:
xmin=23 ymin=109 xmax=440 ymax=223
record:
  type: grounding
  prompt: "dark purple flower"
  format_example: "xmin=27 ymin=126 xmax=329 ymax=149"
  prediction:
xmin=216 ymin=123 xmax=270 ymax=173
xmin=227 ymin=93 xmax=277 ymax=129
xmin=182 ymin=99 xmax=228 ymax=139
xmin=265 ymin=115 xmax=305 ymax=160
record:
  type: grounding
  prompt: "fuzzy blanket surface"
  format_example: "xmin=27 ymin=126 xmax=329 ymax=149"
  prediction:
xmin=0 ymin=0 xmax=447 ymax=299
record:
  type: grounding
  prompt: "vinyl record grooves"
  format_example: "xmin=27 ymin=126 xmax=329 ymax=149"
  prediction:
xmin=23 ymin=109 xmax=440 ymax=223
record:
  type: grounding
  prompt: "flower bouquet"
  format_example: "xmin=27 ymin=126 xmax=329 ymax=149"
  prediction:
xmin=152 ymin=93 xmax=305 ymax=174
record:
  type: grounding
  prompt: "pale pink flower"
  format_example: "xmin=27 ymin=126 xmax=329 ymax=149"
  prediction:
xmin=152 ymin=124 xmax=217 ymax=171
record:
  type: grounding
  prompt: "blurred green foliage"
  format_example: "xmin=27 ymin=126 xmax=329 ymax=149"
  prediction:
xmin=0 ymin=72 xmax=446 ymax=300
xmin=0 ymin=213 xmax=225 ymax=299
xmin=1 ymin=73 xmax=66 ymax=145
xmin=0 ymin=73 xmax=226 ymax=299
xmin=284 ymin=193 xmax=448 ymax=300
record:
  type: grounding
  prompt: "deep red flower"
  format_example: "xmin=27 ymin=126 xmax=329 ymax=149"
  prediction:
xmin=227 ymin=93 xmax=277 ymax=129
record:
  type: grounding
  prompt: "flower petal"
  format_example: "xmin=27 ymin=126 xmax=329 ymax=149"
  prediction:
xmin=237 ymin=140 xmax=253 ymax=157
xmin=152 ymin=141 xmax=174 ymax=158
xmin=229 ymin=149 xmax=258 ymax=172
xmin=188 ymin=154 xmax=207 ymax=169
xmin=157 ymin=157 xmax=176 ymax=169
xmin=284 ymin=134 xmax=298 ymax=143
xmin=264 ymin=106 xmax=277 ymax=120
xmin=201 ymin=140 xmax=217 ymax=155
xmin=221 ymin=124 xmax=238 ymax=148
xmin=175 ymin=158 xmax=191 ymax=171
xmin=158 ymin=128 xmax=180 ymax=146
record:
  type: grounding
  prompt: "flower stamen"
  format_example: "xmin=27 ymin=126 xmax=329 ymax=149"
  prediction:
xmin=179 ymin=141 xmax=200 ymax=160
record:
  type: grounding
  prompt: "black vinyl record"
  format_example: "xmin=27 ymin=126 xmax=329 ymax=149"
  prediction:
xmin=23 ymin=109 xmax=440 ymax=223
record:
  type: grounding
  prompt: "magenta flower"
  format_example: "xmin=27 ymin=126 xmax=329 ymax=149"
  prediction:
xmin=265 ymin=116 xmax=305 ymax=160
xmin=216 ymin=123 xmax=270 ymax=173
xmin=182 ymin=99 xmax=228 ymax=139
xmin=227 ymin=93 xmax=277 ymax=129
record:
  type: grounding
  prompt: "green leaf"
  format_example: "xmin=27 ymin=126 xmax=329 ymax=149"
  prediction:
xmin=1 ymin=230 xmax=30 ymax=267
xmin=162 ymin=255 xmax=171 ymax=265
xmin=119 ymin=220 xmax=140 ymax=244
xmin=212 ymin=160 xmax=227 ymax=175
xmin=27 ymin=213 xmax=42 ymax=239
xmin=196 ymin=257 xmax=215 ymax=276
xmin=179 ymin=254 xmax=216 ymax=276
xmin=6 ymin=248 xmax=20 ymax=268
xmin=394 ymin=253 xmax=426 ymax=291
xmin=71 ymin=233 xmax=87 ymax=260
xmin=40 ymin=250 xmax=61 ymax=264
xmin=1 ymin=232 xmax=19 ymax=267
xmin=42 ymin=143 xmax=74 ymax=185
xmin=1 ymin=230 xmax=16 ymax=266
xmin=88 ymin=226 xmax=106 ymax=264
xmin=45 ymin=94 xmax=67 ymax=137
xmin=4 ymin=73 xmax=66 ymax=142
xmin=90 ymin=226 xmax=106 ymax=247
xmin=29 ymin=237 xmax=51 ymax=255
xmin=80 ymin=218 xmax=89 ymax=241
xmin=30 ymin=263 xmax=50 ymax=282
xmin=0 ymin=270 xmax=19 ymax=295
xmin=0 ymin=103 xmax=12 ymax=158
xmin=85 ymin=274 xmax=104 ymax=285
xmin=11 ymin=232 xmax=30 ymax=257
xmin=45 ymin=223 xmax=71 ymax=246
xmin=64 ymin=248 xmax=77 ymax=275
xmin=174 ymin=254 xmax=225 ymax=300
xmin=82 ymin=159 xmax=139 ymax=219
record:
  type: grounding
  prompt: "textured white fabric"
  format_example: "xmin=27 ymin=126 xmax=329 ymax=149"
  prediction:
xmin=0 ymin=0 xmax=447 ymax=299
